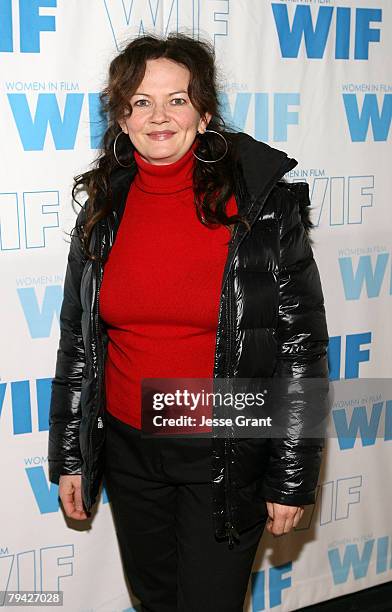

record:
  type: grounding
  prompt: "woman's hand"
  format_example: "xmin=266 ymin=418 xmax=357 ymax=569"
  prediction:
xmin=265 ymin=501 xmax=304 ymax=536
xmin=59 ymin=475 xmax=89 ymax=520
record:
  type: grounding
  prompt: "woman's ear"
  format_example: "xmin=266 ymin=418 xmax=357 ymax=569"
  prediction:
xmin=198 ymin=112 xmax=212 ymax=134
xmin=117 ymin=119 xmax=128 ymax=135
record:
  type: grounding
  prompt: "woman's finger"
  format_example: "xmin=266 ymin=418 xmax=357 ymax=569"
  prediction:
xmin=60 ymin=489 xmax=77 ymax=518
xmin=60 ymin=485 xmax=88 ymax=520
xmin=74 ymin=485 xmax=88 ymax=517
xmin=283 ymin=516 xmax=295 ymax=534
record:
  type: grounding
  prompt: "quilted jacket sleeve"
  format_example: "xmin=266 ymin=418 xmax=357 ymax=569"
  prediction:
xmin=261 ymin=182 xmax=330 ymax=506
xmin=48 ymin=205 xmax=87 ymax=485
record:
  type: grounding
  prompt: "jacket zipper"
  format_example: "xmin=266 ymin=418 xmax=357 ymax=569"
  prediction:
xmin=86 ymin=221 xmax=105 ymax=499
xmin=224 ymin=273 xmax=240 ymax=549
xmin=221 ymin=157 xmax=295 ymax=547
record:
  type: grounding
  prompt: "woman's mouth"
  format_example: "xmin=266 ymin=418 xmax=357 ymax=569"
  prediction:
xmin=147 ymin=131 xmax=176 ymax=141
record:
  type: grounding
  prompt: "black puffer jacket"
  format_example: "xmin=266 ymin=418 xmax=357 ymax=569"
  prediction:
xmin=48 ymin=132 xmax=329 ymax=547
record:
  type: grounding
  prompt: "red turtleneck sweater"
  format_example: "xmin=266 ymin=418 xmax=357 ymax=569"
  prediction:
xmin=99 ymin=144 xmax=237 ymax=430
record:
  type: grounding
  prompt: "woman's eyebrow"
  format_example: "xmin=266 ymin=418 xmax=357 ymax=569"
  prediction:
xmin=132 ymin=90 xmax=188 ymax=97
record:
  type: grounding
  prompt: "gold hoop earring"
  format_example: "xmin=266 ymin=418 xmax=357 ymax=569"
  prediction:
xmin=192 ymin=130 xmax=228 ymax=163
xmin=113 ymin=131 xmax=134 ymax=168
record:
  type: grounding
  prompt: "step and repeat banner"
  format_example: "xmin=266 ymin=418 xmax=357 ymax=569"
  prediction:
xmin=1 ymin=1 xmax=391 ymax=610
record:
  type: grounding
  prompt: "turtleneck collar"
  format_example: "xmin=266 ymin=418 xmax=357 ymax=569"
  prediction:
xmin=133 ymin=140 xmax=197 ymax=194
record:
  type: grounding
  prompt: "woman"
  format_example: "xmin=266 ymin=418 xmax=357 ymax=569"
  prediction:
xmin=48 ymin=33 xmax=329 ymax=611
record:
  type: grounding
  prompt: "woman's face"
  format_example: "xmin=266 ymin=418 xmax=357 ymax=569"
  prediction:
xmin=118 ymin=57 xmax=211 ymax=165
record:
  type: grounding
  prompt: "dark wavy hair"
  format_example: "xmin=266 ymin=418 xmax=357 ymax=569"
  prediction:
xmin=72 ymin=32 xmax=250 ymax=262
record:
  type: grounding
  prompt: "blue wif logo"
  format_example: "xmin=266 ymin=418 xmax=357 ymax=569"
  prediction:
xmin=7 ymin=93 xmax=104 ymax=150
xmin=343 ymin=94 xmax=391 ymax=142
xmin=272 ymin=4 xmax=382 ymax=60
xmin=333 ymin=400 xmax=392 ymax=450
xmin=328 ymin=333 xmax=371 ymax=381
xmin=329 ymin=536 xmax=392 ymax=584
xmin=251 ymin=563 xmax=292 ymax=610
xmin=0 ymin=0 xmax=57 ymax=53
xmin=339 ymin=252 xmax=392 ymax=300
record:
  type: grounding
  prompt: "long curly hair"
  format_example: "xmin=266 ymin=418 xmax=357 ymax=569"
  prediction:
xmin=72 ymin=32 xmax=250 ymax=262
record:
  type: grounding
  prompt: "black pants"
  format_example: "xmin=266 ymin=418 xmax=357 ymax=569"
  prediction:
xmin=103 ymin=410 xmax=267 ymax=612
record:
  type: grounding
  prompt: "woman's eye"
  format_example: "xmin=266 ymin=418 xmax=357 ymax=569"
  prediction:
xmin=133 ymin=98 xmax=187 ymax=107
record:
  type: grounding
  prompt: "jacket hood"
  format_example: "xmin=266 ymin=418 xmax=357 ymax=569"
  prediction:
xmin=232 ymin=133 xmax=314 ymax=238
xmin=231 ymin=132 xmax=297 ymax=201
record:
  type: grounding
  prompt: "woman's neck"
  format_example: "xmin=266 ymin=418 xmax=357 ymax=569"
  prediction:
xmin=133 ymin=143 xmax=197 ymax=195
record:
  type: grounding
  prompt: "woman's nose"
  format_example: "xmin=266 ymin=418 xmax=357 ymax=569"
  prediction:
xmin=150 ymin=103 xmax=169 ymax=123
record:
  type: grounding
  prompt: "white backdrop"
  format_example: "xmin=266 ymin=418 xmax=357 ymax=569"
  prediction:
xmin=1 ymin=1 xmax=391 ymax=610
